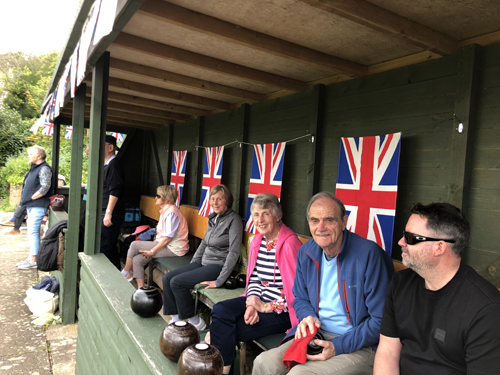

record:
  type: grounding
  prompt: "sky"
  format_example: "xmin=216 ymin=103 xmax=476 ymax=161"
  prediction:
xmin=0 ymin=0 xmax=82 ymax=56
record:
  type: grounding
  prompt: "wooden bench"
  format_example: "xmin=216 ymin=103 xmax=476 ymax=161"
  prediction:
xmin=137 ymin=196 xmax=204 ymax=283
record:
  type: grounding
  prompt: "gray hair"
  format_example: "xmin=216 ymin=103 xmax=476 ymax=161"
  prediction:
xmin=306 ymin=192 xmax=346 ymax=220
xmin=28 ymin=145 xmax=47 ymax=160
xmin=250 ymin=193 xmax=283 ymax=224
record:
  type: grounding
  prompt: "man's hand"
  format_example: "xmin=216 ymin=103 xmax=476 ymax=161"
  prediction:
xmin=246 ymin=295 xmax=266 ymax=313
xmin=103 ymin=212 xmax=113 ymax=227
xmin=244 ymin=306 xmax=259 ymax=325
xmin=306 ymin=339 xmax=336 ymax=361
xmin=295 ymin=316 xmax=321 ymax=339
xmin=200 ymin=280 xmax=216 ymax=289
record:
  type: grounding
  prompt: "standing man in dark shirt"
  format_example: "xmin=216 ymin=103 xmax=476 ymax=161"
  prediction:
xmin=374 ymin=202 xmax=500 ymax=375
xmin=101 ymin=135 xmax=125 ymax=269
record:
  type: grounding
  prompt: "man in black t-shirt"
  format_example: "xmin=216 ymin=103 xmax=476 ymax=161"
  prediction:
xmin=374 ymin=202 xmax=500 ymax=375
xmin=100 ymin=135 xmax=125 ymax=269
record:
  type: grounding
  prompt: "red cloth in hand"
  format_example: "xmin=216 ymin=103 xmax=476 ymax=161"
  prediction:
xmin=282 ymin=326 xmax=317 ymax=370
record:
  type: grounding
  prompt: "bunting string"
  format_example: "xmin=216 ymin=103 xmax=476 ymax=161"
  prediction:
xmin=194 ymin=133 xmax=312 ymax=150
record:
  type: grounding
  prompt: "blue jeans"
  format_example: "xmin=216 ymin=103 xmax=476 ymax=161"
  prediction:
xmin=162 ymin=261 xmax=223 ymax=319
xmin=27 ymin=206 xmax=46 ymax=257
xmin=211 ymin=297 xmax=291 ymax=366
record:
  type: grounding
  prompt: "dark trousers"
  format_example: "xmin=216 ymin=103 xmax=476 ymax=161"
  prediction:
xmin=162 ymin=261 xmax=223 ymax=319
xmin=100 ymin=213 xmax=124 ymax=269
xmin=211 ymin=297 xmax=291 ymax=366
xmin=13 ymin=205 xmax=26 ymax=230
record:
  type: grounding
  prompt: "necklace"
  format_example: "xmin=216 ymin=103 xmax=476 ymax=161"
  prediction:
xmin=265 ymin=239 xmax=277 ymax=252
xmin=265 ymin=226 xmax=281 ymax=251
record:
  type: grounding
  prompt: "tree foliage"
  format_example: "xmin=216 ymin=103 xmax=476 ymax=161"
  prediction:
xmin=0 ymin=52 xmax=58 ymax=119
xmin=0 ymin=107 xmax=31 ymax=168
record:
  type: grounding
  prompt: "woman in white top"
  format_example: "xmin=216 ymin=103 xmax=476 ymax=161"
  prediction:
xmin=121 ymin=185 xmax=189 ymax=288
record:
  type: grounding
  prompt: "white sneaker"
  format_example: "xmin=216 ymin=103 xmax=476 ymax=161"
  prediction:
xmin=16 ymin=258 xmax=30 ymax=267
xmin=18 ymin=261 xmax=37 ymax=270
xmin=190 ymin=318 xmax=207 ymax=331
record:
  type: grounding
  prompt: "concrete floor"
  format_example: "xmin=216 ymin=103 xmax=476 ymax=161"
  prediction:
xmin=0 ymin=212 xmax=77 ymax=375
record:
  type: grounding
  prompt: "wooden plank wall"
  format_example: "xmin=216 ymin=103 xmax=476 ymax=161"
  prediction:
xmin=466 ymin=44 xmax=500 ymax=273
xmin=321 ymin=54 xmax=458 ymax=260
xmin=123 ymin=43 xmax=500 ymax=280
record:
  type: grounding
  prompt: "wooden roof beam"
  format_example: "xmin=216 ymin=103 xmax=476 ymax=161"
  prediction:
xmin=84 ymin=86 xmax=210 ymax=116
xmin=81 ymin=104 xmax=172 ymax=125
xmin=110 ymin=58 xmax=266 ymax=102
xmin=85 ymin=76 xmax=234 ymax=110
xmin=299 ymin=0 xmax=458 ymax=55
xmin=138 ymin=0 xmax=367 ymax=77
xmin=112 ymin=33 xmax=309 ymax=92
xmin=84 ymin=96 xmax=193 ymax=121
xmin=62 ymin=108 xmax=170 ymax=130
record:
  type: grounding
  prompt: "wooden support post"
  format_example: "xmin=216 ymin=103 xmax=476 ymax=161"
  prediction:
xmin=142 ymin=131 xmax=151 ymax=193
xmin=236 ymin=104 xmax=250 ymax=215
xmin=448 ymin=44 xmax=480 ymax=215
xmin=51 ymin=119 xmax=61 ymax=188
xmin=166 ymin=125 xmax=173 ymax=186
xmin=117 ymin=128 xmax=136 ymax=158
xmin=84 ymin=52 xmax=110 ymax=255
xmin=150 ymin=130 xmax=165 ymax=185
xmin=193 ymin=117 xmax=205 ymax=205
xmin=62 ymin=83 xmax=86 ymax=324
xmin=305 ymin=84 xmax=325 ymax=232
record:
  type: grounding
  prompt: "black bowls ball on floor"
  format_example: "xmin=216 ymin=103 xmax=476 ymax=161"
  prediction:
xmin=236 ymin=274 xmax=246 ymax=288
xmin=224 ymin=276 xmax=238 ymax=289
xmin=130 ymin=286 xmax=162 ymax=318
xmin=178 ymin=343 xmax=223 ymax=375
xmin=160 ymin=321 xmax=201 ymax=362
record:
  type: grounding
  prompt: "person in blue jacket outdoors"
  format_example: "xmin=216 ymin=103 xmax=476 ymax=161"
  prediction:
xmin=16 ymin=145 xmax=53 ymax=270
xmin=253 ymin=192 xmax=394 ymax=375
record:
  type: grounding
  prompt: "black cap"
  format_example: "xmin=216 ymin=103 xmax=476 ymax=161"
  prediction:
xmin=105 ymin=135 xmax=120 ymax=150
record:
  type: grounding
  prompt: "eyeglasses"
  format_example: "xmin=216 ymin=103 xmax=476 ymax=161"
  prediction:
xmin=403 ymin=230 xmax=455 ymax=245
xmin=155 ymin=194 xmax=161 ymax=199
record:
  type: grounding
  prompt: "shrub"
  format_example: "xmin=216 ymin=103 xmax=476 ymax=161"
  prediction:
xmin=0 ymin=153 xmax=30 ymax=186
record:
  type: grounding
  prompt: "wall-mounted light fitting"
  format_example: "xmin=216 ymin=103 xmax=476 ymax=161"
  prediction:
xmin=453 ymin=114 xmax=464 ymax=133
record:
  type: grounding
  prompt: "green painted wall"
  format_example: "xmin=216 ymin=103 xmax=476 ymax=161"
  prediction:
xmin=76 ymin=253 xmax=177 ymax=375
xmin=466 ymin=44 xmax=500 ymax=277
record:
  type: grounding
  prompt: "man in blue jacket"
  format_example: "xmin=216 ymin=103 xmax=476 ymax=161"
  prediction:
xmin=253 ymin=192 xmax=394 ymax=374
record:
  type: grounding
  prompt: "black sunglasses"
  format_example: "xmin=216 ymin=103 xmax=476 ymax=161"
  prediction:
xmin=155 ymin=194 xmax=161 ymax=199
xmin=403 ymin=230 xmax=456 ymax=245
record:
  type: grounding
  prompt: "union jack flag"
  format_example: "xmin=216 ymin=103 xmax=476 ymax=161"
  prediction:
xmin=198 ymin=146 xmax=224 ymax=217
xmin=170 ymin=150 xmax=187 ymax=207
xmin=109 ymin=132 xmax=124 ymax=144
xmin=335 ymin=132 xmax=401 ymax=255
xmin=42 ymin=120 xmax=54 ymax=136
xmin=244 ymin=142 xmax=286 ymax=234
xmin=65 ymin=126 xmax=73 ymax=139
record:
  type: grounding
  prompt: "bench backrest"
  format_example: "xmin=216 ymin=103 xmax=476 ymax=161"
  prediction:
xmin=140 ymin=195 xmax=209 ymax=238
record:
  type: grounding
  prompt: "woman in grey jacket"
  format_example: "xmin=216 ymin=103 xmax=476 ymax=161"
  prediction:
xmin=162 ymin=184 xmax=243 ymax=330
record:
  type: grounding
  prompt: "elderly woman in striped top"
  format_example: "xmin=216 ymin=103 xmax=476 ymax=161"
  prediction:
xmin=207 ymin=193 xmax=302 ymax=375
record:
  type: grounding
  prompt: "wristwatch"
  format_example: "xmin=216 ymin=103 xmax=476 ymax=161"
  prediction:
xmin=105 ymin=209 xmax=112 ymax=214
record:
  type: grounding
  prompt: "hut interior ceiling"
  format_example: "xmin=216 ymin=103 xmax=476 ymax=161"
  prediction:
xmin=62 ymin=0 xmax=500 ymax=130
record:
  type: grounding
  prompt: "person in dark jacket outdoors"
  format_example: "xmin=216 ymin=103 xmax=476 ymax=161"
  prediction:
xmin=16 ymin=145 xmax=53 ymax=270
xmin=253 ymin=192 xmax=394 ymax=375
xmin=101 ymin=134 xmax=125 ymax=269
xmin=206 ymin=193 xmax=303 ymax=374
xmin=162 ymin=184 xmax=243 ymax=331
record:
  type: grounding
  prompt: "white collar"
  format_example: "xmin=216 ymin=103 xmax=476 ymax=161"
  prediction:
xmin=105 ymin=154 xmax=116 ymax=165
